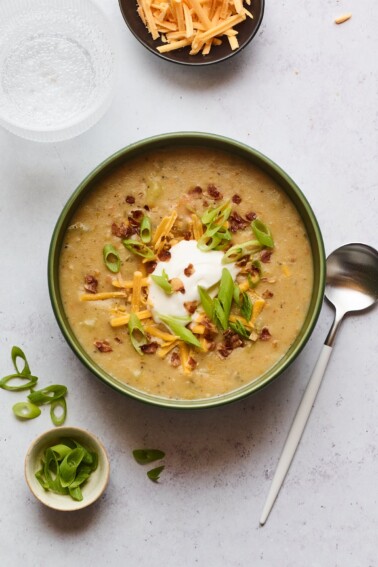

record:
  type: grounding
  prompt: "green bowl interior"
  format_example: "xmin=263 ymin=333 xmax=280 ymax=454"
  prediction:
xmin=48 ymin=132 xmax=325 ymax=409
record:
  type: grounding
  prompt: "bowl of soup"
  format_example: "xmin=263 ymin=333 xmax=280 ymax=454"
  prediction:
xmin=48 ymin=132 xmax=325 ymax=409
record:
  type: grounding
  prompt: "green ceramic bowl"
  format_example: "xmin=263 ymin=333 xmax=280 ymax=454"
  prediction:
xmin=48 ymin=132 xmax=325 ymax=409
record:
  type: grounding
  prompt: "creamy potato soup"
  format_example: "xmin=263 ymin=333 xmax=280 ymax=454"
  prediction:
xmin=59 ymin=147 xmax=313 ymax=400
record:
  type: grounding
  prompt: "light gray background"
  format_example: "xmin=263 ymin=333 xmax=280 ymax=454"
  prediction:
xmin=0 ymin=1 xmax=377 ymax=566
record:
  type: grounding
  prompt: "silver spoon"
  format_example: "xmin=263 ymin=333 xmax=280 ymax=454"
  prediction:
xmin=260 ymin=243 xmax=378 ymax=526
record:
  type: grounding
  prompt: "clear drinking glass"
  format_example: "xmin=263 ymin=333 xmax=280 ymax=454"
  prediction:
xmin=0 ymin=0 xmax=117 ymax=142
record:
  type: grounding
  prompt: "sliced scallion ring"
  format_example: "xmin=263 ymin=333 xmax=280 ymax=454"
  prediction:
xmin=0 ymin=373 xmax=38 ymax=391
xmin=50 ymin=397 xmax=67 ymax=426
xmin=28 ymin=385 xmax=67 ymax=405
xmin=198 ymin=286 xmax=214 ymax=321
xmin=128 ymin=312 xmax=147 ymax=355
xmin=103 ymin=244 xmax=121 ymax=273
xmin=140 ymin=215 xmax=152 ymax=244
xmin=123 ymin=239 xmax=155 ymax=259
xmin=132 ymin=449 xmax=165 ymax=465
xmin=11 ymin=346 xmax=31 ymax=376
xmin=251 ymin=219 xmax=274 ymax=248
xmin=222 ymin=240 xmax=262 ymax=263
xmin=158 ymin=314 xmax=201 ymax=348
xmin=151 ymin=269 xmax=173 ymax=294
xmin=12 ymin=401 xmax=41 ymax=420
xmin=147 ymin=465 xmax=165 ymax=482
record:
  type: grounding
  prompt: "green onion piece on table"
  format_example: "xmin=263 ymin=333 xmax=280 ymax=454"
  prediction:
xmin=11 ymin=346 xmax=31 ymax=376
xmin=198 ymin=286 xmax=214 ymax=320
xmin=103 ymin=244 xmax=121 ymax=273
xmin=132 ymin=449 xmax=165 ymax=465
xmin=158 ymin=314 xmax=201 ymax=348
xmin=140 ymin=215 xmax=152 ymax=244
xmin=151 ymin=270 xmax=173 ymax=294
xmin=128 ymin=312 xmax=148 ymax=355
xmin=0 ymin=373 xmax=38 ymax=391
xmin=12 ymin=401 xmax=41 ymax=420
xmin=50 ymin=397 xmax=67 ymax=426
xmin=123 ymin=239 xmax=155 ymax=259
xmin=28 ymin=385 xmax=67 ymax=405
xmin=222 ymin=240 xmax=262 ymax=263
xmin=147 ymin=465 xmax=165 ymax=482
xmin=251 ymin=219 xmax=274 ymax=248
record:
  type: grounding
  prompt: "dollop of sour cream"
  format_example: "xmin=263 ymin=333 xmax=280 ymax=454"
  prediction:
xmin=148 ymin=240 xmax=238 ymax=322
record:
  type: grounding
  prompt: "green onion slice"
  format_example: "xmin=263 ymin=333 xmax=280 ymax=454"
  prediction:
xmin=132 ymin=449 xmax=165 ymax=465
xmin=198 ymin=286 xmax=214 ymax=320
xmin=158 ymin=314 xmax=201 ymax=348
xmin=0 ymin=373 xmax=38 ymax=391
xmin=213 ymin=298 xmax=227 ymax=330
xmin=229 ymin=320 xmax=251 ymax=340
xmin=50 ymin=397 xmax=67 ymax=426
xmin=197 ymin=234 xmax=223 ymax=252
xmin=69 ymin=486 xmax=83 ymax=501
xmin=151 ymin=269 xmax=173 ymax=294
xmin=222 ymin=240 xmax=262 ymax=264
xmin=233 ymin=283 xmax=240 ymax=306
xmin=11 ymin=346 xmax=31 ymax=376
xmin=128 ymin=312 xmax=147 ymax=355
xmin=218 ymin=268 xmax=234 ymax=322
xmin=28 ymin=385 xmax=67 ymax=405
xmin=147 ymin=465 xmax=165 ymax=482
xmin=50 ymin=443 xmax=72 ymax=460
xmin=251 ymin=219 xmax=274 ymax=248
xmin=103 ymin=244 xmax=121 ymax=273
xmin=12 ymin=401 xmax=41 ymax=420
xmin=140 ymin=215 xmax=152 ymax=244
xmin=240 ymin=292 xmax=253 ymax=322
xmin=123 ymin=239 xmax=155 ymax=259
xmin=59 ymin=448 xmax=86 ymax=487
xmin=201 ymin=201 xmax=232 ymax=226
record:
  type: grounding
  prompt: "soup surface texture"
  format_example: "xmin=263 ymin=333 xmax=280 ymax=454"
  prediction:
xmin=59 ymin=147 xmax=313 ymax=400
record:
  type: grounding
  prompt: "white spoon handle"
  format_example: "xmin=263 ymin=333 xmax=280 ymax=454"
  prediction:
xmin=259 ymin=344 xmax=333 ymax=526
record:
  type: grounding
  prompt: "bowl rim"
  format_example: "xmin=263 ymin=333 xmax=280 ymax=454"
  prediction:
xmin=24 ymin=425 xmax=110 ymax=511
xmin=48 ymin=131 xmax=326 ymax=409
xmin=118 ymin=0 xmax=265 ymax=67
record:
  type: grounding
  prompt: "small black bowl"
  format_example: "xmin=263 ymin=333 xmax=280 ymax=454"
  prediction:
xmin=118 ymin=0 xmax=264 ymax=66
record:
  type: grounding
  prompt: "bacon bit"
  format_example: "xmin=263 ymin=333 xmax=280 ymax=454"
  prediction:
xmin=84 ymin=275 xmax=98 ymax=294
xmin=188 ymin=186 xmax=203 ymax=196
xmin=183 ymin=231 xmax=192 ymax=241
xmin=262 ymin=290 xmax=274 ymax=299
xmin=260 ymin=250 xmax=273 ymax=263
xmin=232 ymin=194 xmax=242 ymax=204
xmin=229 ymin=211 xmax=248 ymax=232
xmin=158 ymin=249 xmax=171 ymax=262
xmin=170 ymin=277 xmax=185 ymax=293
xmin=114 ymin=337 xmax=123 ymax=344
xmin=205 ymin=340 xmax=216 ymax=352
xmin=140 ymin=342 xmax=159 ymax=354
xmin=94 ymin=340 xmax=112 ymax=353
xmin=236 ymin=257 xmax=249 ymax=268
xmin=144 ymin=204 xmax=150 ymax=211
xmin=125 ymin=195 xmax=135 ymax=204
xmin=245 ymin=211 xmax=257 ymax=221
xmin=216 ymin=345 xmax=232 ymax=359
xmin=130 ymin=209 xmax=144 ymax=221
xmin=170 ymin=351 xmax=181 ymax=367
xmin=145 ymin=260 xmax=157 ymax=274
xmin=184 ymin=263 xmax=195 ymax=277
xmin=187 ymin=356 xmax=197 ymax=370
xmin=112 ymin=222 xmax=132 ymax=239
xmin=223 ymin=329 xmax=245 ymax=350
xmin=207 ymin=184 xmax=223 ymax=200
xmin=260 ymin=327 xmax=272 ymax=341
xmin=184 ymin=301 xmax=198 ymax=314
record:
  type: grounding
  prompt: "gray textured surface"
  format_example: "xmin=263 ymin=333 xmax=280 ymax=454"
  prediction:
xmin=0 ymin=1 xmax=377 ymax=566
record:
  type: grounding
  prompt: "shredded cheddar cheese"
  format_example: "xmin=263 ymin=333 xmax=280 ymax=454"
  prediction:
xmin=110 ymin=310 xmax=152 ymax=327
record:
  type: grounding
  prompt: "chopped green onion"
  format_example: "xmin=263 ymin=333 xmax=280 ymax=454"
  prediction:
xmin=140 ymin=215 xmax=152 ymax=244
xmin=50 ymin=397 xmax=67 ymax=426
xmin=197 ymin=234 xmax=223 ymax=252
xmin=50 ymin=443 xmax=72 ymax=460
xmin=28 ymin=385 xmax=67 ymax=405
xmin=0 ymin=373 xmax=38 ymax=391
xmin=158 ymin=314 xmax=201 ymax=348
xmin=59 ymin=448 xmax=85 ymax=487
xmin=213 ymin=298 xmax=228 ymax=330
xmin=201 ymin=201 xmax=232 ymax=226
xmin=251 ymin=219 xmax=274 ymax=248
xmin=240 ymin=292 xmax=253 ymax=322
xmin=222 ymin=240 xmax=262 ymax=264
xmin=12 ymin=401 xmax=41 ymax=420
xmin=198 ymin=286 xmax=214 ymax=320
xmin=229 ymin=320 xmax=251 ymax=340
xmin=233 ymin=283 xmax=240 ymax=306
xmin=218 ymin=268 xmax=234 ymax=322
xmin=123 ymin=239 xmax=155 ymax=259
xmin=69 ymin=486 xmax=83 ymax=501
xmin=132 ymin=449 xmax=165 ymax=465
xmin=151 ymin=269 xmax=173 ymax=294
xmin=128 ymin=312 xmax=147 ymax=355
xmin=147 ymin=465 xmax=165 ymax=482
xmin=103 ymin=244 xmax=121 ymax=273
xmin=11 ymin=346 xmax=31 ymax=376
